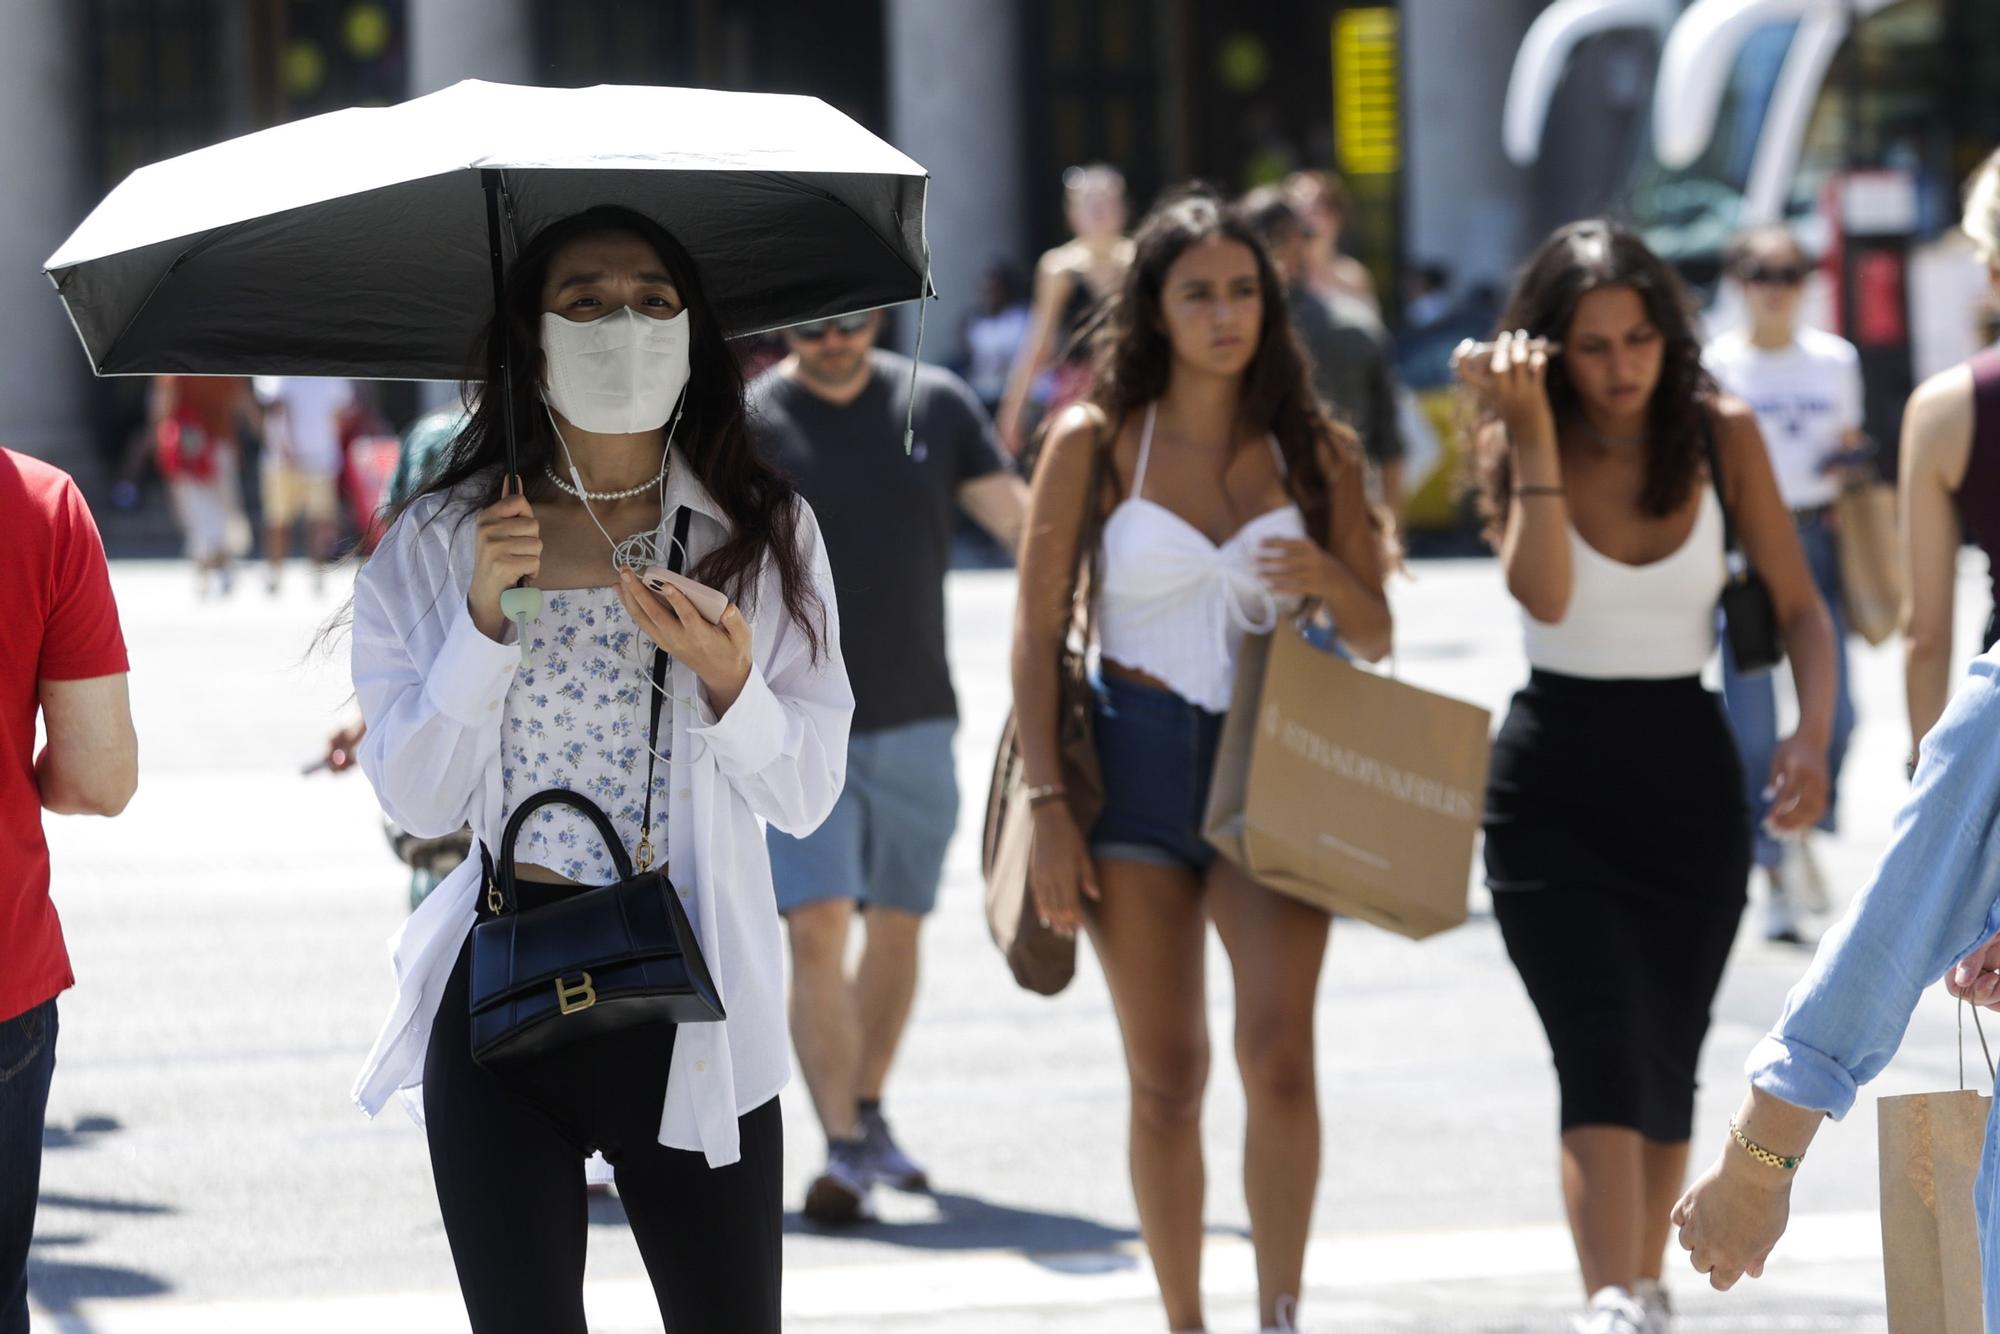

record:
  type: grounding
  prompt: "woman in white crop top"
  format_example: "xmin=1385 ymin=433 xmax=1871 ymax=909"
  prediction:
xmin=1456 ymin=221 xmax=1835 ymax=1333
xmin=1011 ymin=187 xmax=1390 ymax=1334
xmin=348 ymin=207 xmax=850 ymax=1333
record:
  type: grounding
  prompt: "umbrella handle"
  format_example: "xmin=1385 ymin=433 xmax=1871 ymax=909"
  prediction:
xmin=496 ymin=470 xmax=538 ymax=652
xmin=500 ymin=584 xmax=541 ymax=664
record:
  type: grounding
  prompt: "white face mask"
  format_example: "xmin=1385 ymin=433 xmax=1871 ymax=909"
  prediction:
xmin=539 ymin=306 xmax=691 ymax=434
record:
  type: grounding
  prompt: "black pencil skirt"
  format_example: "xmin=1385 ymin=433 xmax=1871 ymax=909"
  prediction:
xmin=1483 ymin=670 xmax=1753 ymax=1143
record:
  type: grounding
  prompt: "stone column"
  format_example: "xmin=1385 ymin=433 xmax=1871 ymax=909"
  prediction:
xmin=0 ymin=0 xmax=96 ymax=480
xmin=408 ymin=0 xmax=535 ymax=407
xmin=1403 ymin=0 xmax=1539 ymax=302
xmin=885 ymin=0 xmax=1025 ymax=362
xmin=409 ymin=0 xmax=536 ymax=94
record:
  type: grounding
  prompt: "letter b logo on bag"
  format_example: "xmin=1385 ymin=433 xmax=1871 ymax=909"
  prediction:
xmin=556 ymin=972 xmax=598 ymax=1015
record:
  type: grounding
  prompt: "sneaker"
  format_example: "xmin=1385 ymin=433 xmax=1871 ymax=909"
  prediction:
xmin=859 ymin=1105 xmax=930 ymax=1191
xmin=1260 ymin=1294 xmax=1302 ymax=1332
xmin=1572 ymin=1286 xmax=1647 ymax=1334
xmin=1762 ymin=864 xmax=1807 ymax=945
xmin=1633 ymin=1279 xmax=1672 ymax=1334
xmin=802 ymin=1139 xmax=874 ymax=1225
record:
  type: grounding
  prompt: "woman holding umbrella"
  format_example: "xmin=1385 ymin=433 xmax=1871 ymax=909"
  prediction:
xmin=348 ymin=205 xmax=852 ymax=1332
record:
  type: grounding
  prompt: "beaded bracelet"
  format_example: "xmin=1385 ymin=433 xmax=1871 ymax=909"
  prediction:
xmin=1729 ymin=1119 xmax=1803 ymax=1171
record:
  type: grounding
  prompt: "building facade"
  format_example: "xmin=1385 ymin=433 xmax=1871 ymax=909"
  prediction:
xmin=5 ymin=0 xmax=1551 ymax=493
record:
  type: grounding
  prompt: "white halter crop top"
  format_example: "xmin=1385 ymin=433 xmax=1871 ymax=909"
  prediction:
xmin=1521 ymin=487 xmax=1726 ymax=680
xmin=1096 ymin=405 xmax=1307 ymax=712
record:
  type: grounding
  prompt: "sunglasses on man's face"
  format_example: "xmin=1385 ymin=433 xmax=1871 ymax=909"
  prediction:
xmin=792 ymin=313 xmax=874 ymax=341
xmin=1744 ymin=262 xmax=1809 ymax=287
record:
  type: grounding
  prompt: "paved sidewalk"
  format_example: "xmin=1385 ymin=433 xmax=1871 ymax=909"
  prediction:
xmin=33 ymin=554 xmax=1996 ymax=1333
xmin=38 ymin=1210 xmax=1889 ymax=1332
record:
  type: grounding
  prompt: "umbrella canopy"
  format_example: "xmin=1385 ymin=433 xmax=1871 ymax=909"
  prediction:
xmin=44 ymin=80 xmax=931 ymax=381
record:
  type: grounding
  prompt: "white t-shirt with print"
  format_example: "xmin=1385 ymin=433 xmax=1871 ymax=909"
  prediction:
xmin=256 ymin=376 xmax=353 ymax=478
xmin=1703 ymin=326 xmax=1863 ymax=510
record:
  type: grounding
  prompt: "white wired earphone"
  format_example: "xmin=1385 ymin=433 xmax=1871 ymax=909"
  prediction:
xmin=540 ymin=390 xmax=705 ymax=768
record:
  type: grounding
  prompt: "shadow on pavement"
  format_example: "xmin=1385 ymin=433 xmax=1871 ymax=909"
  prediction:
xmin=29 ymin=1113 xmax=175 ymax=1317
xmin=587 ymin=1184 xmax=1137 ymax=1269
xmin=587 ymin=1189 xmax=627 ymax=1228
xmin=32 ymin=1194 xmax=172 ymax=1218
xmin=784 ymin=1189 xmax=1140 ymax=1265
xmin=43 ymin=1116 xmax=123 ymax=1151
xmin=28 ymin=1236 xmax=172 ymax=1315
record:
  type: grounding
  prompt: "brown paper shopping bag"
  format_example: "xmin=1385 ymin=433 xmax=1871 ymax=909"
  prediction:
xmin=1878 ymin=1002 xmax=1993 ymax=1333
xmin=1837 ymin=481 xmax=1902 ymax=647
xmin=1203 ymin=628 xmax=1492 ymax=939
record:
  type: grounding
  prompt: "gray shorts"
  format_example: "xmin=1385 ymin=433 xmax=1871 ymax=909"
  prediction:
xmin=767 ymin=718 xmax=959 ymax=917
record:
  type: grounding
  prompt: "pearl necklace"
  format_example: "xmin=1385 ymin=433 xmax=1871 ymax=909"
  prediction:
xmin=543 ymin=450 xmax=669 ymax=501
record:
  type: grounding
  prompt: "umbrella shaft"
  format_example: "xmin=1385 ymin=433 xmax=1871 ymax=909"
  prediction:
xmin=482 ymin=169 xmax=520 ymax=480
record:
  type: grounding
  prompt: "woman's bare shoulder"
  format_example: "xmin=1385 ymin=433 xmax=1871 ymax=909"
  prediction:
xmin=1039 ymin=241 xmax=1082 ymax=275
xmin=1042 ymin=402 xmax=1112 ymax=467
xmin=1908 ymin=363 xmax=1977 ymax=438
xmin=1703 ymin=396 xmax=1773 ymax=498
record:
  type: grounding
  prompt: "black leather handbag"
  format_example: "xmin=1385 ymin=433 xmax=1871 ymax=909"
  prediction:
xmin=467 ymin=509 xmax=724 ymax=1075
xmin=1702 ymin=413 xmax=1784 ymax=675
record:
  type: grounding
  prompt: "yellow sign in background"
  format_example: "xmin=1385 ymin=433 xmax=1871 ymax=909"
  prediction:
xmin=1335 ymin=7 xmax=1399 ymax=177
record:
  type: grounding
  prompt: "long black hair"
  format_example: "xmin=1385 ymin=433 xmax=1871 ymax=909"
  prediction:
xmin=399 ymin=205 xmax=824 ymax=657
xmin=1085 ymin=185 xmax=1358 ymax=548
xmin=1470 ymin=219 xmax=1717 ymax=546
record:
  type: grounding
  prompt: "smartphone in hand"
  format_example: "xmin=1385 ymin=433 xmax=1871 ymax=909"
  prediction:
xmin=1457 ymin=337 xmax=1563 ymax=360
xmin=639 ymin=566 xmax=729 ymax=624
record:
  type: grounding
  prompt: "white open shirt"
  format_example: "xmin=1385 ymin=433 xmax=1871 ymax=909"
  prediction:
xmin=348 ymin=453 xmax=851 ymax=1166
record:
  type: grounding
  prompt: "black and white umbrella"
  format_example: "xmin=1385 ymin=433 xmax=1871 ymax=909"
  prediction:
xmin=45 ymin=79 xmax=933 ymax=475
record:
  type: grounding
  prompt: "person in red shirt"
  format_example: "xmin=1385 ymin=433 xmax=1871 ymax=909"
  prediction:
xmin=149 ymin=375 xmax=257 ymax=599
xmin=0 ymin=448 xmax=135 ymax=1334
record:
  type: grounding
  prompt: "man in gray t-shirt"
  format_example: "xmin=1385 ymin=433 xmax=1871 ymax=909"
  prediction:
xmin=748 ymin=310 xmax=1026 ymax=1224
xmin=1242 ymin=186 xmax=1409 ymax=514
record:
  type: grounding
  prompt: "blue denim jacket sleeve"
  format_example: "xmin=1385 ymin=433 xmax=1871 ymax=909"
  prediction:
xmin=1746 ymin=655 xmax=2000 ymax=1118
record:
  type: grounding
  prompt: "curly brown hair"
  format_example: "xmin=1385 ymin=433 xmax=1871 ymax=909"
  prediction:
xmin=1084 ymin=185 xmax=1355 ymax=546
xmin=1470 ymin=220 xmax=1718 ymax=546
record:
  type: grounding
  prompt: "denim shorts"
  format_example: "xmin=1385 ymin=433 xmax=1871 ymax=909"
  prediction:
xmin=1088 ymin=675 xmax=1226 ymax=873
xmin=768 ymin=718 xmax=959 ymax=916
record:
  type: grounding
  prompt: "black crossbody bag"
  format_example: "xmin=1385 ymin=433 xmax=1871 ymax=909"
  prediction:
xmin=1701 ymin=414 xmax=1784 ymax=675
xmin=468 ymin=508 xmax=725 ymax=1074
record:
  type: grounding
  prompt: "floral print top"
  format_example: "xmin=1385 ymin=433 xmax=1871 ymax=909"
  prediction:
xmin=499 ymin=589 xmax=669 ymax=883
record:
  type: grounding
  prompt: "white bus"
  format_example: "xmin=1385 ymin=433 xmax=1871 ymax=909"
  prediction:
xmin=1507 ymin=0 xmax=1999 ymax=415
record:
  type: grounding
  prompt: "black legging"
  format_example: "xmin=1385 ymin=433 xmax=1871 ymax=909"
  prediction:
xmin=423 ymin=934 xmax=782 ymax=1334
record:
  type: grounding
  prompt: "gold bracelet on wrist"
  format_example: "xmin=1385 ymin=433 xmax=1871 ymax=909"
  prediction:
xmin=1729 ymin=1119 xmax=1803 ymax=1171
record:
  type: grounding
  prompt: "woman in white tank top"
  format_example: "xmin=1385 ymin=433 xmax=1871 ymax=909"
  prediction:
xmin=1457 ymin=221 xmax=1836 ymax=1334
xmin=1010 ymin=188 xmax=1390 ymax=1334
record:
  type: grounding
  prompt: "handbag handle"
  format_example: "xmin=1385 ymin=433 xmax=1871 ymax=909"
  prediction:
xmin=488 ymin=789 xmax=636 ymax=913
xmin=1066 ymin=417 xmax=1111 ymax=652
xmin=1960 ymin=996 xmax=1996 ymax=1091
xmin=634 ymin=508 xmax=693 ymax=870
xmin=1696 ymin=410 xmax=1752 ymax=583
